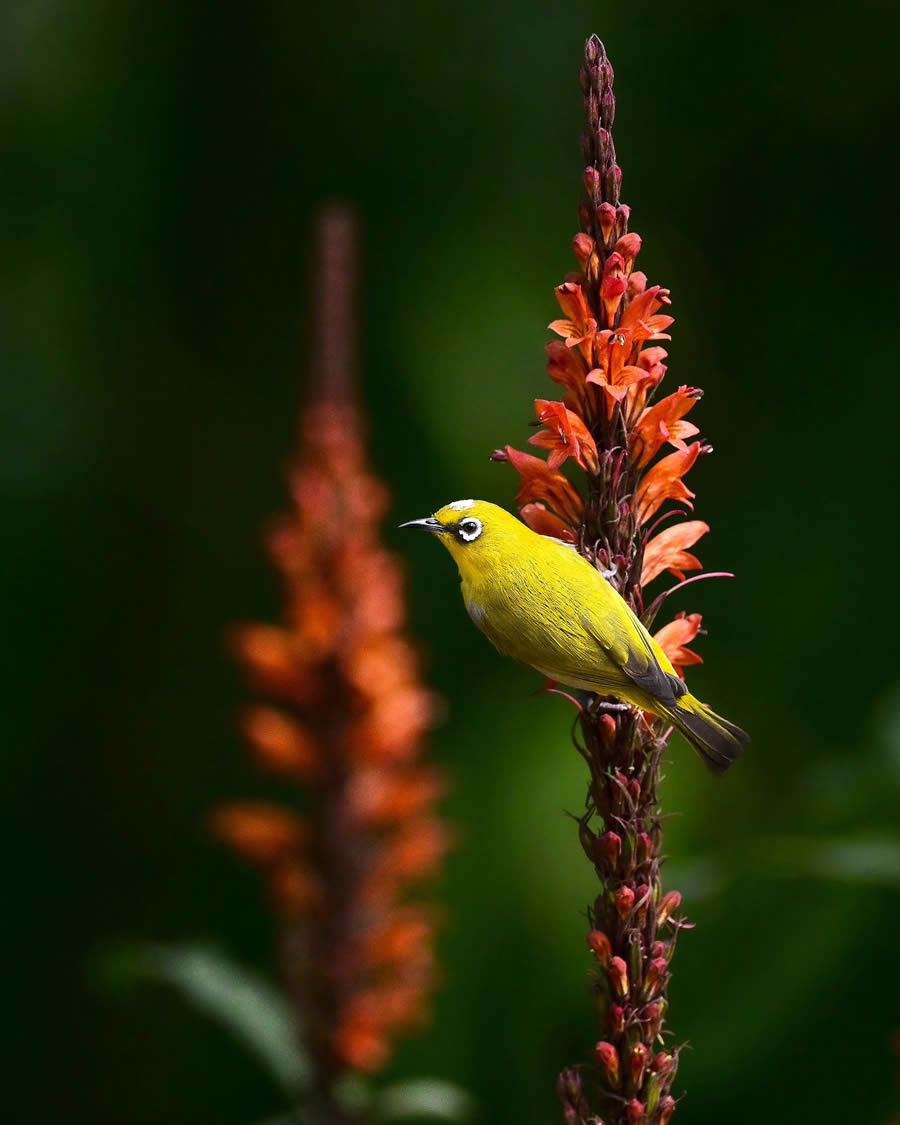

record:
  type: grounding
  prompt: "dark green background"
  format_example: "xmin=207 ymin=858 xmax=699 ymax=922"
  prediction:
xmin=4 ymin=1 xmax=899 ymax=1121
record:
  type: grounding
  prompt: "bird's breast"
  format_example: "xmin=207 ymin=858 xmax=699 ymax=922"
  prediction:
xmin=461 ymin=583 xmax=487 ymax=629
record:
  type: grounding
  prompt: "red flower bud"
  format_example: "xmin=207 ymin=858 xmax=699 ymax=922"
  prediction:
xmin=594 ymin=1041 xmax=621 ymax=1088
xmin=604 ymin=165 xmax=623 ymax=204
xmin=659 ymin=1095 xmax=676 ymax=1124
xmin=601 ymin=253 xmax=627 ymax=321
xmin=629 ymin=1042 xmax=648 ymax=1090
xmin=654 ymin=1052 xmax=674 ymax=1075
xmin=616 ymin=886 xmax=636 ymax=919
xmin=588 ymin=929 xmax=612 ymax=966
xmin=634 ymin=884 xmax=650 ymax=914
xmin=602 ymin=251 xmax=625 ymax=277
xmin=597 ymin=831 xmax=622 ymax=867
xmin=609 ymin=1004 xmax=626 ymax=1035
xmin=644 ymin=957 xmax=668 ymax=998
xmin=627 ymin=778 xmax=641 ymax=803
xmin=650 ymin=941 xmax=666 ymax=960
xmin=615 ymin=204 xmax=631 ymax=235
xmin=557 ymin=1067 xmax=585 ymax=1106
xmin=573 ymin=232 xmax=595 ymax=265
xmin=597 ymin=713 xmax=617 ymax=745
xmin=628 ymin=270 xmax=648 ymax=298
xmin=657 ymin=891 xmax=682 ymax=927
xmin=597 ymin=202 xmax=617 ymax=241
xmin=625 ymin=1099 xmax=646 ymax=1125
xmin=637 ymin=832 xmax=653 ymax=863
xmin=608 ymin=956 xmax=629 ymax=998
xmin=626 ymin=1098 xmax=645 ymax=1124
xmin=584 ymin=166 xmax=602 ymax=199
xmin=643 ymin=1001 xmax=663 ymax=1041
xmin=614 ymin=232 xmax=642 ymax=271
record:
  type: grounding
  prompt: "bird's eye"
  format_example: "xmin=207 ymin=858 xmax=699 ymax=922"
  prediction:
xmin=458 ymin=517 xmax=483 ymax=542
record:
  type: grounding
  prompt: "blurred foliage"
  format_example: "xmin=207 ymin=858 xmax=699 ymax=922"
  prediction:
xmin=100 ymin=943 xmax=474 ymax=1122
xmin=3 ymin=1 xmax=900 ymax=1123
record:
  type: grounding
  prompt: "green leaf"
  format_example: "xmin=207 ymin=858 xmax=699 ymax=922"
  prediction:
xmin=100 ymin=941 xmax=310 ymax=1095
xmin=374 ymin=1079 xmax=477 ymax=1121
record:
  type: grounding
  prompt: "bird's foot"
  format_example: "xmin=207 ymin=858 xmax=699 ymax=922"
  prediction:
xmin=590 ymin=699 xmax=633 ymax=715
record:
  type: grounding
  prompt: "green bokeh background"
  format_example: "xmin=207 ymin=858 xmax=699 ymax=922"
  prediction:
xmin=4 ymin=1 xmax=900 ymax=1121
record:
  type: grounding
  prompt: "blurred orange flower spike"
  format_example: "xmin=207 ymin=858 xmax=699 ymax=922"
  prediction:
xmin=529 ymin=399 xmax=600 ymax=473
xmin=640 ymin=520 xmax=709 ymax=586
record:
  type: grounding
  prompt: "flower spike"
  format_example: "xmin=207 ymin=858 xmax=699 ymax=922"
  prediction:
xmin=489 ymin=35 xmax=744 ymax=1125
xmin=214 ymin=206 xmax=447 ymax=1091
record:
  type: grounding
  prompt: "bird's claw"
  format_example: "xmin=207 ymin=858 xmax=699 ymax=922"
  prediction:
xmin=590 ymin=699 xmax=633 ymax=714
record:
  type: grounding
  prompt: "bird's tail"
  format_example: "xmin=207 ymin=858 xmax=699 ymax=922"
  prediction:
xmin=661 ymin=692 xmax=750 ymax=774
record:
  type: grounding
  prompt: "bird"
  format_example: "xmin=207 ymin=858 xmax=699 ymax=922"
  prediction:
xmin=400 ymin=499 xmax=748 ymax=772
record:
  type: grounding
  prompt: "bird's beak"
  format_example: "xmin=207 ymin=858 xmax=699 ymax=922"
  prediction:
xmin=398 ymin=516 xmax=444 ymax=534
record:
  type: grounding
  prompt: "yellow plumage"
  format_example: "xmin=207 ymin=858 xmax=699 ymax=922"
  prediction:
xmin=401 ymin=499 xmax=748 ymax=772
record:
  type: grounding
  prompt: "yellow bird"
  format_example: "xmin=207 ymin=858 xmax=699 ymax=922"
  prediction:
xmin=400 ymin=499 xmax=748 ymax=772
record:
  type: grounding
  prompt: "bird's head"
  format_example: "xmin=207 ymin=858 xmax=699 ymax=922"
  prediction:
xmin=399 ymin=499 xmax=525 ymax=578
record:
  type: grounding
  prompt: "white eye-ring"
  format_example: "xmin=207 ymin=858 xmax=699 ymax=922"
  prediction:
xmin=458 ymin=517 xmax=483 ymax=542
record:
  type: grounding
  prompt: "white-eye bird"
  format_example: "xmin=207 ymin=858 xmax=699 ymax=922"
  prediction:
xmin=400 ymin=499 xmax=748 ymax=772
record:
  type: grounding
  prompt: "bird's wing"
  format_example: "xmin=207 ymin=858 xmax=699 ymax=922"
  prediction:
xmin=579 ymin=606 xmax=687 ymax=705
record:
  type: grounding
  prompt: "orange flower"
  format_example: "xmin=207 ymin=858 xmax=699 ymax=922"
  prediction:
xmin=529 ymin=399 xmax=600 ymax=472
xmin=519 ymin=502 xmax=577 ymax=542
xmin=232 ymin=624 xmax=323 ymax=704
xmin=495 ymin=445 xmax=585 ymax=526
xmin=210 ymin=803 xmax=306 ymax=864
xmin=379 ymin=817 xmax=450 ymax=882
xmin=630 ymin=386 xmax=702 ymax=467
xmin=546 ymin=340 xmax=589 ymax=412
xmin=653 ymin=611 xmax=704 ymax=678
xmin=626 ymin=345 xmax=669 ymax=419
xmin=344 ymin=686 xmax=435 ymax=763
xmin=377 ymin=983 xmax=430 ymax=1031
xmin=241 ymin=707 xmax=322 ymax=779
xmin=640 ymin=520 xmax=709 ymax=586
xmin=618 ymin=284 xmax=673 ymax=343
xmin=600 ymin=251 xmax=628 ymax=323
xmin=365 ymin=909 xmax=432 ymax=967
xmin=341 ymin=636 xmax=419 ymax=700
xmin=635 ymin=441 xmax=708 ymax=525
xmin=347 ymin=767 xmax=444 ymax=826
xmin=585 ymin=330 xmax=656 ymax=413
xmin=334 ymin=1008 xmax=389 ymax=1073
xmin=549 ymin=280 xmax=598 ymax=359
